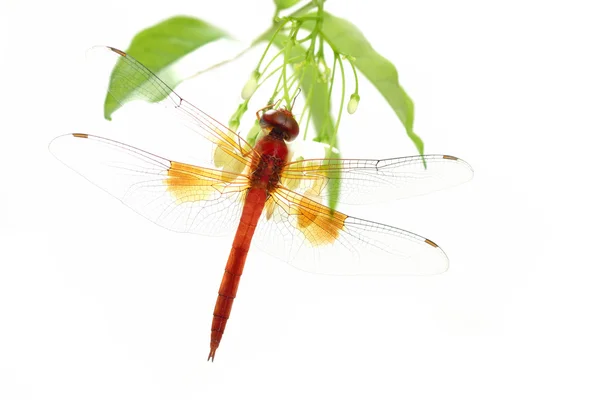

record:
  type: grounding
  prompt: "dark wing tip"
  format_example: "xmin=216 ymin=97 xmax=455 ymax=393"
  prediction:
xmin=442 ymin=155 xmax=475 ymax=177
xmin=107 ymin=46 xmax=127 ymax=57
xmin=442 ymin=155 xmax=459 ymax=161
xmin=424 ymin=238 xmax=439 ymax=248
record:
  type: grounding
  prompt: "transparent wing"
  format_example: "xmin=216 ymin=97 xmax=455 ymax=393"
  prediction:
xmin=88 ymin=45 xmax=256 ymax=174
xmin=254 ymin=187 xmax=449 ymax=275
xmin=49 ymin=134 xmax=249 ymax=235
xmin=281 ymin=154 xmax=473 ymax=205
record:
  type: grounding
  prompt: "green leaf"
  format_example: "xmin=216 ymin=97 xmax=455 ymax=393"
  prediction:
xmin=104 ymin=15 xmax=230 ymax=120
xmin=301 ymin=12 xmax=425 ymax=157
xmin=274 ymin=0 xmax=300 ymax=11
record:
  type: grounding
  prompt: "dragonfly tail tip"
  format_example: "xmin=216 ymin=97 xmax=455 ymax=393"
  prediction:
xmin=207 ymin=348 xmax=217 ymax=362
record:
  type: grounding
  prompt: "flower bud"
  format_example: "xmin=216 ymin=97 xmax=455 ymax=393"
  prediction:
xmin=241 ymin=71 xmax=260 ymax=100
xmin=347 ymin=93 xmax=360 ymax=114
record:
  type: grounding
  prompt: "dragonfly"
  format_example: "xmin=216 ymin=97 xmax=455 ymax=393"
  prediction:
xmin=49 ymin=46 xmax=473 ymax=361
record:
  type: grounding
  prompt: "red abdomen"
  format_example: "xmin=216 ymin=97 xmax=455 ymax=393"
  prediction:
xmin=208 ymin=134 xmax=289 ymax=361
xmin=208 ymin=188 xmax=267 ymax=360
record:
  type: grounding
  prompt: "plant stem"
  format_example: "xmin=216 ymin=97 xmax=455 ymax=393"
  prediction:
xmin=334 ymin=53 xmax=345 ymax=146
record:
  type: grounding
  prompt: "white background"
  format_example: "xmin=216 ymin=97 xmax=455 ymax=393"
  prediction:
xmin=1 ymin=0 xmax=599 ymax=399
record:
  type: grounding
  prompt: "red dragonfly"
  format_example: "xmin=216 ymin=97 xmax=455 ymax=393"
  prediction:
xmin=50 ymin=46 xmax=473 ymax=361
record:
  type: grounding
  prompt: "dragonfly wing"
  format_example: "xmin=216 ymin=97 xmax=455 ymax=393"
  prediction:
xmin=49 ymin=134 xmax=248 ymax=235
xmin=281 ymin=154 xmax=473 ymax=205
xmin=253 ymin=187 xmax=448 ymax=275
xmin=87 ymin=45 xmax=255 ymax=174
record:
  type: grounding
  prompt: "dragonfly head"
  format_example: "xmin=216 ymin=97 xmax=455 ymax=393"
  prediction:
xmin=260 ymin=108 xmax=299 ymax=142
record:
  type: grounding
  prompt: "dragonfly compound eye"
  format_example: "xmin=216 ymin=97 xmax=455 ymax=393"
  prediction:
xmin=261 ymin=109 xmax=299 ymax=142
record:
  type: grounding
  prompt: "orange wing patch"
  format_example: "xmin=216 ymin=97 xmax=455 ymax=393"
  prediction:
xmin=292 ymin=194 xmax=346 ymax=246
xmin=281 ymin=160 xmax=328 ymax=193
xmin=166 ymin=161 xmax=245 ymax=203
xmin=212 ymin=131 xmax=252 ymax=181
xmin=264 ymin=196 xmax=277 ymax=221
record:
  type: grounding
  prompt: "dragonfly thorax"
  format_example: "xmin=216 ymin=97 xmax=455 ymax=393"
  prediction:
xmin=251 ymin=135 xmax=289 ymax=192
